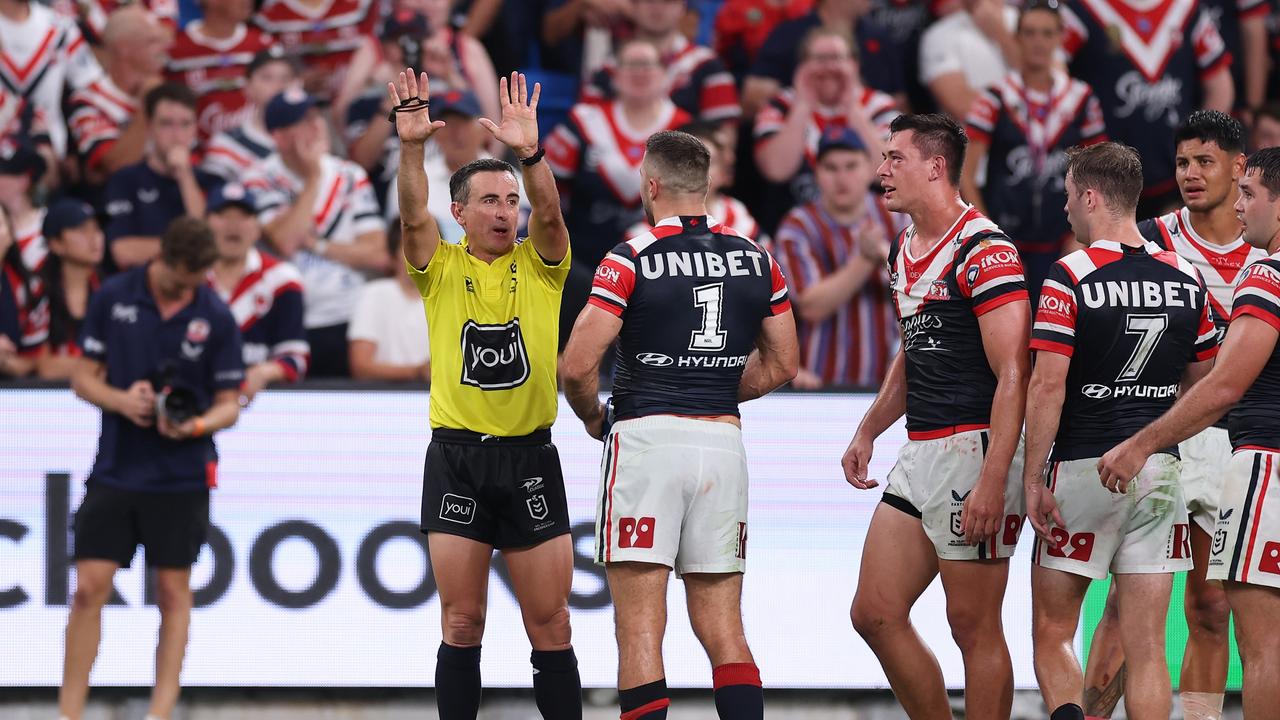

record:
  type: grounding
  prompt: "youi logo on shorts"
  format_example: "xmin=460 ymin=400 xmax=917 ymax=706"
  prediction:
xmin=460 ymin=319 xmax=530 ymax=390
xmin=439 ymin=493 xmax=476 ymax=524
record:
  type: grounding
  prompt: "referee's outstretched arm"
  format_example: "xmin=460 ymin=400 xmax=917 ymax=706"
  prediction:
xmin=389 ymin=69 xmax=447 ymax=271
xmin=478 ymin=71 xmax=569 ymax=264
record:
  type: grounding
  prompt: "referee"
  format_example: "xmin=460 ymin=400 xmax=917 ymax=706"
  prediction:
xmin=388 ymin=68 xmax=580 ymax=719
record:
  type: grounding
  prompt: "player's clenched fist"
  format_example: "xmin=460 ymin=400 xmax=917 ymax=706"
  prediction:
xmin=842 ymin=432 xmax=877 ymax=489
xmin=960 ymin=478 xmax=1004 ymax=545
xmin=1096 ymin=439 xmax=1147 ymax=494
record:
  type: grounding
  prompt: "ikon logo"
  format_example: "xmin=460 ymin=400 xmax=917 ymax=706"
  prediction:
xmin=1168 ymin=523 xmax=1191 ymax=560
xmin=439 ymin=494 xmax=476 ymax=525
xmin=618 ymin=517 xmax=656 ymax=549
xmin=1046 ymin=529 xmax=1095 ymax=562
xmin=1260 ymin=541 xmax=1280 ymax=575
xmin=636 ymin=353 xmax=674 ymax=367
xmin=1082 ymin=384 xmax=1112 ymax=399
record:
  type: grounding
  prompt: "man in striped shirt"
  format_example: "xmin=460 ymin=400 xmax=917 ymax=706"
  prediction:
xmin=200 ymin=50 xmax=297 ymax=183
xmin=776 ymin=127 xmax=901 ymax=388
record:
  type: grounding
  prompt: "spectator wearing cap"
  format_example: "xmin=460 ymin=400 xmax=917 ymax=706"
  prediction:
xmin=66 ymin=6 xmax=171 ymax=186
xmin=31 ymin=199 xmax=104 ymax=380
xmin=245 ymin=88 xmax=389 ymax=378
xmin=918 ymin=0 xmax=1020 ymax=119
xmin=346 ymin=224 xmax=429 ymax=382
xmin=165 ymin=0 xmax=277 ymax=142
xmin=753 ymin=26 xmax=898 ymax=229
xmin=206 ymin=183 xmax=308 ymax=404
xmin=334 ymin=3 xmax=500 ymax=135
xmin=775 ymin=127 xmax=901 ymax=389
xmin=382 ymin=88 xmax=529 ymax=242
xmin=201 ymin=50 xmax=299 ymax=183
xmin=0 ymin=205 xmax=39 ymax=377
xmin=743 ymin=0 xmax=903 ymax=116
xmin=0 ymin=137 xmax=52 ymax=272
xmin=104 ymin=83 xmax=223 ymax=272
xmin=581 ymin=0 xmax=741 ymax=129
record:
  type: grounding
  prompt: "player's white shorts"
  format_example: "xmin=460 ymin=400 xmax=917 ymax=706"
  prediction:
xmin=1207 ymin=448 xmax=1280 ymax=589
xmin=1180 ymin=427 xmax=1232 ymax=534
xmin=594 ymin=415 xmax=749 ymax=574
xmin=1033 ymin=453 xmax=1193 ymax=579
xmin=882 ymin=428 xmax=1025 ymax=561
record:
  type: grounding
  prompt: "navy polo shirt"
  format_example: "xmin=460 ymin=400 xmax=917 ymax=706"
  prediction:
xmin=79 ymin=265 xmax=244 ymax=492
xmin=750 ymin=12 xmax=903 ymax=96
xmin=104 ymin=162 xmax=223 ymax=246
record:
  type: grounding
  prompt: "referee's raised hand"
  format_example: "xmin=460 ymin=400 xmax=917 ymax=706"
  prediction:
xmin=479 ymin=71 xmax=542 ymax=159
xmin=387 ymin=68 xmax=445 ymax=145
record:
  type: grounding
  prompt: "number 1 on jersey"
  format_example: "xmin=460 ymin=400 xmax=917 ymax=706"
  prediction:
xmin=1117 ymin=313 xmax=1168 ymax=382
xmin=690 ymin=283 xmax=727 ymax=351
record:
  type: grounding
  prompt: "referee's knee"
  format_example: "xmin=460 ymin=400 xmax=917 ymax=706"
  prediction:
xmin=442 ymin=607 xmax=487 ymax=647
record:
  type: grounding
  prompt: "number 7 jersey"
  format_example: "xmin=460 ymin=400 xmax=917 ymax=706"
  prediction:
xmin=588 ymin=215 xmax=792 ymax=420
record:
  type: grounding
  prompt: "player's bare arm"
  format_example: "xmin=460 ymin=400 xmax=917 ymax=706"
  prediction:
xmin=1022 ymin=350 xmax=1069 ymax=545
xmin=1098 ymin=315 xmax=1277 ymax=490
xmin=737 ymin=310 xmax=799 ymax=402
xmin=389 ymin=68 xmax=447 ymax=270
xmin=967 ymin=297 xmax=1032 ymax=545
xmin=479 ymin=72 xmax=569 ymax=264
xmin=562 ymin=304 xmax=624 ymax=440
xmin=842 ymin=349 xmax=907 ymax=489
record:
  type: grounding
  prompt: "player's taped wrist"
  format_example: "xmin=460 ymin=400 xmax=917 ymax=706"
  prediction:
xmin=387 ymin=96 xmax=430 ymax=124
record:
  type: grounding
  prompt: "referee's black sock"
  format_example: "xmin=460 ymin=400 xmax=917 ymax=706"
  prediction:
xmin=712 ymin=662 xmax=763 ymax=720
xmin=531 ymin=648 xmax=582 ymax=719
xmin=619 ymin=678 xmax=669 ymax=719
xmin=1051 ymin=703 xmax=1086 ymax=720
xmin=436 ymin=642 xmax=482 ymax=720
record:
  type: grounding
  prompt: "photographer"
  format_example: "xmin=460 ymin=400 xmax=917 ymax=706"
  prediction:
xmin=59 ymin=217 xmax=244 ymax=720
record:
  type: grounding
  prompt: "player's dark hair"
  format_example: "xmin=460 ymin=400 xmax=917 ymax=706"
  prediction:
xmin=1018 ymin=0 xmax=1062 ymax=30
xmin=1175 ymin=110 xmax=1245 ymax=155
xmin=799 ymin=25 xmax=858 ymax=63
xmin=1245 ymin=147 xmax=1280 ymax=198
xmin=1065 ymin=142 xmax=1143 ymax=215
xmin=449 ymin=157 xmax=517 ymax=204
xmin=145 ymin=83 xmax=198 ymax=119
xmin=889 ymin=113 xmax=968 ymax=186
xmin=644 ymin=130 xmax=711 ymax=195
xmin=161 ymin=216 xmax=219 ymax=271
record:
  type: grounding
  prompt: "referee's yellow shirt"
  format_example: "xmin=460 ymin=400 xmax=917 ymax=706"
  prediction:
xmin=408 ymin=236 xmax=569 ymax=437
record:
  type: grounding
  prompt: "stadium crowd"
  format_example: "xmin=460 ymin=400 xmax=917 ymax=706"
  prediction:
xmin=1 ymin=0 xmax=1280 ymax=389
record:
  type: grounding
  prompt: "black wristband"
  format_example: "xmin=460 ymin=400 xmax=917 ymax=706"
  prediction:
xmin=387 ymin=96 xmax=430 ymax=124
xmin=519 ymin=146 xmax=545 ymax=166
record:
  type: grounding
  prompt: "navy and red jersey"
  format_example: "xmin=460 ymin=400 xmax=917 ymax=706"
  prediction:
xmin=1202 ymin=0 xmax=1268 ymax=111
xmin=252 ymin=0 xmax=379 ymax=101
xmin=209 ymin=247 xmax=309 ymax=382
xmin=66 ymin=76 xmax=138 ymax=175
xmin=581 ymin=35 xmax=741 ymax=124
xmin=888 ymin=206 xmax=1028 ymax=438
xmin=1031 ymin=240 xmax=1218 ymax=460
xmin=588 ymin=215 xmax=791 ymax=420
xmin=544 ymin=100 xmax=692 ymax=267
xmin=966 ymin=70 xmax=1107 ymax=298
xmin=1060 ymin=0 xmax=1229 ymax=198
xmin=166 ymin=22 xmax=277 ymax=141
xmin=1228 ymin=256 xmax=1280 ymax=450
xmin=1 ymin=256 xmax=46 ymax=355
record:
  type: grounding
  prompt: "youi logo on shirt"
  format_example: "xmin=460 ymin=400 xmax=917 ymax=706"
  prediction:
xmin=459 ymin=319 xmax=531 ymax=390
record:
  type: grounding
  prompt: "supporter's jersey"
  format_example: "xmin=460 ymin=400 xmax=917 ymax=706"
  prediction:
xmin=253 ymin=0 xmax=379 ymax=101
xmin=888 ymin=206 xmax=1028 ymax=437
xmin=210 ymin=248 xmax=309 ymax=381
xmin=966 ymin=70 xmax=1106 ymax=295
xmin=1061 ymin=0 xmax=1229 ymax=196
xmin=0 ymin=90 xmax=52 ymax=151
xmin=0 ymin=3 xmax=101 ymax=157
xmin=1031 ymin=240 xmax=1218 ymax=460
xmin=1202 ymin=0 xmax=1268 ymax=111
xmin=39 ymin=273 xmax=101 ymax=357
xmin=1 ymin=259 xmax=46 ymax=353
xmin=201 ymin=123 xmax=276 ymax=182
xmin=589 ymin=215 xmax=791 ymax=419
xmin=12 ymin=209 xmax=47 ymax=273
xmin=544 ymin=100 xmax=692 ymax=265
xmin=53 ymin=0 xmax=179 ymax=44
xmin=1230 ymin=256 xmax=1280 ymax=449
xmin=66 ymin=76 xmax=138 ymax=174
xmin=754 ymin=87 xmax=899 ymax=207
xmin=245 ymin=154 xmax=383 ymax=329
xmin=1139 ymin=207 xmax=1268 ymax=336
xmin=166 ymin=22 xmax=277 ymax=141
xmin=581 ymin=35 xmax=741 ymax=124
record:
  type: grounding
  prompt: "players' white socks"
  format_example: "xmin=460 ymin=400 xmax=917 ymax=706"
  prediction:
xmin=1180 ymin=691 xmax=1224 ymax=720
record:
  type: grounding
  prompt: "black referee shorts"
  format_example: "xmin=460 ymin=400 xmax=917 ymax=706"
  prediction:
xmin=421 ymin=428 xmax=571 ymax=549
xmin=73 ymin=482 xmax=210 ymax=568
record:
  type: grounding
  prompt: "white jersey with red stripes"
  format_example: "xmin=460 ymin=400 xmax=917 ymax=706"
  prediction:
xmin=253 ymin=0 xmax=378 ymax=101
xmin=581 ymin=34 xmax=740 ymax=124
xmin=166 ymin=22 xmax=277 ymax=141
xmin=0 ymin=2 xmax=101 ymax=157
xmin=12 ymin=208 xmax=46 ymax=273
xmin=201 ymin=122 xmax=276 ymax=182
xmin=245 ymin=153 xmax=383 ymax=328
xmin=210 ymin=247 xmax=310 ymax=381
xmin=66 ymin=75 xmax=138 ymax=173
